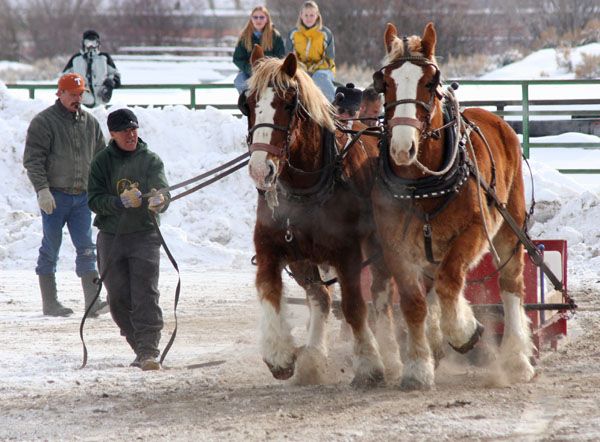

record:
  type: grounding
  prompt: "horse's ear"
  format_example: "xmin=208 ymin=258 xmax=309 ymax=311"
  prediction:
xmin=384 ymin=23 xmax=398 ymax=54
xmin=421 ymin=22 xmax=436 ymax=59
xmin=250 ymin=44 xmax=265 ymax=66
xmin=282 ymin=53 xmax=297 ymax=77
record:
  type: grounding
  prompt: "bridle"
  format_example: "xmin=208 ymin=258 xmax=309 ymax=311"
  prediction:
xmin=239 ymin=87 xmax=299 ymax=159
xmin=240 ymin=85 xmax=345 ymax=207
xmin=373 ymin=38 xmax=443 ymax=139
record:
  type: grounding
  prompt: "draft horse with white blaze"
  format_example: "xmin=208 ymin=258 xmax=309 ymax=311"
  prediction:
xmin=244 ymin=45 xmax=399 ymax=386
xmin=371 ymin=22 xmax=536 ymax=390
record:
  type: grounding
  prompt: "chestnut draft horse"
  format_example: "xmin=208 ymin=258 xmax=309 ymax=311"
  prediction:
xmin=371 ymin=22 xmax=535 ymax=390
xmin=244 ymin=46 xmax=400 ymax=386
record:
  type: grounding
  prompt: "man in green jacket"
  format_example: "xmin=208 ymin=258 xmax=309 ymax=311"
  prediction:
xmin=88 ymin=108 xmax=169 ymax=371
xmin=23 ymin=73 xmax=108 ymax=317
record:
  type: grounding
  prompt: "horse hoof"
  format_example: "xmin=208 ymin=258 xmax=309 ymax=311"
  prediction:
xmin=467 ymin=342 xmax=496 ymax=367
xmin=449 ymin=321 xmax=485 ymax=354
xmin=293 ymin=346 xmax=328 ymax=385
xmin=264 ymin=359 xmax=295 ymax=380
xmin=350 ymin=369 xmax=385 ymax=389
xmin=399 ymin=376 xmax=433 ymax=391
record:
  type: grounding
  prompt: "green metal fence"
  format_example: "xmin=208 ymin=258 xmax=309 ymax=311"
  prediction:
xmin=6 ymin=79 xmax=600 ymax=174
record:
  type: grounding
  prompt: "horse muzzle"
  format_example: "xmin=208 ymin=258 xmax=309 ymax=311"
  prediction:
xmin=249 ymin=152 xmax=278 ymax=190
xmin=390 ymin=139 xmax=417 ymax=166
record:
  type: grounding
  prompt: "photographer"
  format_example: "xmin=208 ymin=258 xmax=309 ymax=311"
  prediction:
xmin=63 ymin=30 xmax=121 ymax=107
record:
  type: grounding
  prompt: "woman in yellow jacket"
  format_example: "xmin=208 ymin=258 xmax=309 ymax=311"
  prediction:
xmin=287 ymin=1 xmax=336 ymax=101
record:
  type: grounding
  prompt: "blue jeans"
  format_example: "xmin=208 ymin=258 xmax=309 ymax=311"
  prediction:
xmin=311 ymin=70 xmax=336 ymax=102
xmin=234 ymin=71 xmax=250 ymax=94
xmin=36 ymin=190 xmax=96 ymax=277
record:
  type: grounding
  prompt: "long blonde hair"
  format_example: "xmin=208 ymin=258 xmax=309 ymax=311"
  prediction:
xmin=239 ymin=6 xmax=275 ymax=52
xmin=296 ymin=1 xmax=323 ymax=30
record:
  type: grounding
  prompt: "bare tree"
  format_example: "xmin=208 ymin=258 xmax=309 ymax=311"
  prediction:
xmin=106 ymin=0 xmax=199 ymax=47
xmin=502 ymin=0 xmax=599 ymax=47
xmin=0 ymin=0 xmax=22 ymax=61
xmin=540 ymin=0 xmax=598 ymax=38
xmin=24 ymin=0 xmax=99 ymax=58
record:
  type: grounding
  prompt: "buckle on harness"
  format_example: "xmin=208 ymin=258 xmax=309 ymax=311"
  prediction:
xmin=423 ymin=223 xmax=432 ymax=238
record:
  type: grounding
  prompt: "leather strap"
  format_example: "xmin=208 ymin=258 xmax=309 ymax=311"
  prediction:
xmin=249 ymin=142 xmax=285 ymax=157
xmin=388 ymin=117 xmax=424 ymax=131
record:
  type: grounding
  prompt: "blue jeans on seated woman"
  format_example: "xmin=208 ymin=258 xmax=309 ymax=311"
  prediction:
xmin=310 ymin=70 xmax=335 ymax=102
xmin=36 ymin=189 xmax=96 ymax=277
xmin=234 ymin=71 xmax=250 ymax=94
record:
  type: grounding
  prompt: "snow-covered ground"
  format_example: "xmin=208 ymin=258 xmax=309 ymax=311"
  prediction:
xmin=1 ymin=40 xmax=599 ymax=440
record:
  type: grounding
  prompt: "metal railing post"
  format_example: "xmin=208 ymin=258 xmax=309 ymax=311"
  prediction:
xmin=522 ymin=82 xmax=530 ymax=158
xmin=190 ymin=86 xmax=196 ymax=108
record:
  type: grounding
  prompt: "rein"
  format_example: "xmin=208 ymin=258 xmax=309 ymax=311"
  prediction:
xmin=141 ymin=152 xmax=250 ymax=201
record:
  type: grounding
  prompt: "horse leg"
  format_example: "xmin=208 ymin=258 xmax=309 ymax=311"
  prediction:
xmin=288 ymin=261 xmax=331 ymax=385
xmin=369 ymin=256 xmax=402 ymax=381
xmin=434 ymin=226 xmax=486 ymax=352
xmin=424 ymin=284 xmax=446 ymax=367
xmin=395 ymin=268 xmax=435 ymax=390
xmin=256 ymin=253 xmax=296 ymax=380
xmin=495 ymin=228 xmax=535 ymax=383
xmin=337 ymin=250 xmax=385 ymax=388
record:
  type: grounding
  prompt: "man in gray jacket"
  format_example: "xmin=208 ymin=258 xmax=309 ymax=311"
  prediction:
xmin=23 ymin=73 xmax=108 ymax=317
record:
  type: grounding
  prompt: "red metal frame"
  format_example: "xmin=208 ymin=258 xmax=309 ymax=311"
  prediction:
xmin=360 ymin=239 xmax=569 ymax=355
xmin=464 ymin=239 xmax=568 ymax=354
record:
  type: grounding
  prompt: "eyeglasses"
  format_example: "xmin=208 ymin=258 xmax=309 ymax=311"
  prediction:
xmin=252 ymin=15 xmax=267 ymax=20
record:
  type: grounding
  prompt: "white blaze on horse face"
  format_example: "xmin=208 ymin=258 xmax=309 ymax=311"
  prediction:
xmin=389 ymin=63 xmax=422 ymax=166
xmin=248 ymin=89 xmax=279 ymax=190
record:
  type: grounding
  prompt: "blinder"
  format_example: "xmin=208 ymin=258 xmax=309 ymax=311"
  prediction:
xmin=237 ymin=91 xmax=250 ymax=116
xmin=373 ymin=70 xmax=385 ymax=94
xmin=286 ymin=94 xmax=299 ymax=114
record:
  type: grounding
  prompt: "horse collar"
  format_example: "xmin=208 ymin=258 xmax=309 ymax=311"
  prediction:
xmin=275 ymin=128 xmax=339 ymax=205
xmin=378 ymin=102 xmax=469 ymax=202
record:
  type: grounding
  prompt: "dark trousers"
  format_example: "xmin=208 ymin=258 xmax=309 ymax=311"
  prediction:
xmin=97 ymin=230 xmax=163 ymax=358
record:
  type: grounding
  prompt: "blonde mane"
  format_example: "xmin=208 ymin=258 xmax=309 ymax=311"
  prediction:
xmin=247 ymin=57 xmax=335 ymax=132
xmin=383 ymin=34 xmax=438 ymax=66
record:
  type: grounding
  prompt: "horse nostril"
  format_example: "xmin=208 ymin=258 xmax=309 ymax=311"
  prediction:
xmin=265 ymin=161 xmax=276 ymax=185
xmin=409 ymin=142 xmax=416 ymax=158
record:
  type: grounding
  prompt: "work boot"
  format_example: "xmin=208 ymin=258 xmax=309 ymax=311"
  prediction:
xmin=81 ymin=271 xmax=109 ymax=317
xmin=140 ymin=355 xmax=161 ymax=371
xmin=39 ymin=274 xmax=73 ymax=317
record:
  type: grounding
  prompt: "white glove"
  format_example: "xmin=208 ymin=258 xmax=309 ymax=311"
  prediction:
xmin=148 ymin=188 xmax=166 ymax=213
xmin=120 ymin=187 xmax=142 ymax=208
xmin=37 ymin=188 xmax=56 ymax=215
